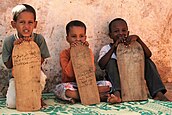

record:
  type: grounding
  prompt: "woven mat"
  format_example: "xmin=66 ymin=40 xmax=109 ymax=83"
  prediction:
xmin=0 ymin=93 xmax=171 ymax=115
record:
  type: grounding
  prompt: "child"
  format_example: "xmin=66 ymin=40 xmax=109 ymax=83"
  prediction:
xmin=53 ymin=20 xmax=121 ymax=104
xmin=98 ymin=18 xmax=170 ymax=102
xmin=2 ymin=4 xmax=50 ymax=108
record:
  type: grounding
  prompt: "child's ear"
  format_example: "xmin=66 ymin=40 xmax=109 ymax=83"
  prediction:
xmin=127 ymin=31 xmax=130 ymax=36
xmin=109 ymin=33 xmax=113 ymax=39
xmin=85 ymin=35 xmax=87 ymax=40
xmin=11 ymin=21 xmax=16 ymax=28
xmin=66 ymin=36 xmax=69 ymax=43
xmin=34 ymin=21 xmax=38 ymax=28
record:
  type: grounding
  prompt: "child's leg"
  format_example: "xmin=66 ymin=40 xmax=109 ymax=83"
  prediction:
xmin=105 ymin=59 xmax=121 ymax=92
xmin=153 ymin=92 xmax=170 ymax=101
xmin=144 ymin=58 xmax=169 ymax=101
xmin=97 ymin=81 xmax=121 ymax=103
xmin=6 ymin=71 xmax=47 ymax=109
xmin=53 ymin=82 xmax=79 ymax=103
xmin=40 ymin=70 xmax=47 ymax=91
xmin=98 ymin=85 xmax=110 ymax=93
xmin=107 ymin=91 xmax=121 ymax=103
xmin=65 ymin=89 xmax=80 ymax=103
xmin=65 ymin=82 xmax=79 ymax=103
xmin=6 ymin=78 xmax=16 ymax=108
xmin=98 ymin=86 xmax=110 ymax=102
xmin=40 ymin=71 xmax=47 ymax=107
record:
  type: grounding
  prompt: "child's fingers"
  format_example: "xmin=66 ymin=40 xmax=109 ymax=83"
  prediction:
xmin=83 ymin=41 xmax=89 ymax=46
xmin=14 ymin=39 xmax=23 ymax=45
xmin=71 ymin=41 xmax=79 ymax=47
xmin=71 ymin=43 xmax=76 ymax=47
xmin=71 ymin=41 xmax=89 ymax=47
xmin=24 ymin=37 xmax=33 ymax=41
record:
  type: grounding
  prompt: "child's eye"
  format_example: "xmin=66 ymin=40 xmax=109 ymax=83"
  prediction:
xmin=71 ymin=35 xmax=76 ymax=38
xmin=113 ymin=30 xmax=119 ymax=33
xmin=19 ymin=21 xmax=25 ymax=24
xmin=122 ymin=30 xmax=127 ymax=32
xmin=29 ymin=22 xmax=33 ymax=24
xmin=28 ymin=21 xmax=34 ymax=24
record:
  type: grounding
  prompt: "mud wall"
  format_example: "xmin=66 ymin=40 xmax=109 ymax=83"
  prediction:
xmin=0 ymin=0 xmax=172 ymax=97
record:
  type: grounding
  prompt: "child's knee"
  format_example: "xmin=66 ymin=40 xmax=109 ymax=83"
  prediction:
xmin=6 ymin=99 xmax=16 ymax=108
xmin=6 ymin=91 xmax=16 ymax=108
xmin=65 ymin=89 xmax=79 ymax=99
xmin=40 ymin=70 xmax=47 ymax=90
xmin=6 ymin=78 xmax=16 ymax=108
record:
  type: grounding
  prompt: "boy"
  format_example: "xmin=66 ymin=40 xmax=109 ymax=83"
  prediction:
xmin=53 ymin=20 xmax=121 ymax=104
xmin=98 ymin=18 xmax=170 ymax=102
xmin=2 ymin=4 xmax=50 ymax=108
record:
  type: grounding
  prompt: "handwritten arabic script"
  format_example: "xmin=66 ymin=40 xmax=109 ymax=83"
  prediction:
xmin=13 ymin=50 xmax=40 ymax=67
xmin=12 ymin=42 xmax=41 ymax=68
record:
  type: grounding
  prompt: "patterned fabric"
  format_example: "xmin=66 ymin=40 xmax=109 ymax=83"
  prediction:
xmin=53 ymin=81 xmax=112 ymax=101
xmin=0 ymin=93 xmax=171 ymax=115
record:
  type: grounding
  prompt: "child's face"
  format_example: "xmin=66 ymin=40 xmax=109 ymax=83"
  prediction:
xmin=66 ymin=26 xmax=86 ymax=44
xmin=109 ymin=20 xmax=129 ymax=42
xmin=11 ymin=11 xmax=37 ymax=38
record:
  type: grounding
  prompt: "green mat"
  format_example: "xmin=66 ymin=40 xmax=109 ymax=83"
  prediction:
xmin=0 ymin=93 xmax=171 ymax=115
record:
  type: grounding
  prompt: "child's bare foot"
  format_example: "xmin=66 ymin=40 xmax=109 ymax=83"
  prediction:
xmin=69 ymin=98 xmax=76 ymax=104
xmin=107 ymin=91 xmax=121 ymax=103
xmin=107 ymin=94 xmax=122 ymax=103
xmin=153 ymin=92 xmax=170 ymax=101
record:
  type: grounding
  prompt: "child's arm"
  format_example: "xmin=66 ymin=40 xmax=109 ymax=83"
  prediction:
xmin=41 ymin=57 xmax=45 ymax=65
xmin=4 ymin=56 xmax=13 ymax=69
xmin=136 ymin=36 xmax=152 ymax=58
xmin=98 ymin=44 xmax=116 ymax=70
xmin=60 ymin=50 xmax=75 ymax=79
xmin=2 ymin=38 xmax=14 ymax=69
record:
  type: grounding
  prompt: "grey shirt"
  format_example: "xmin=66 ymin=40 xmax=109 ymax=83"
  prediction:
xmin=2 ymin=33 xmax=50 ymax=78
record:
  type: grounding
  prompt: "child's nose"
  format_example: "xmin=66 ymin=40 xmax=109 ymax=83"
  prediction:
xmin=23 ymin=23 xmax=30 ymax=28
xmin=76 ymin=37 xmax=80 ymax=41
xmin=119 ymin=30 xmax=123 ymax=34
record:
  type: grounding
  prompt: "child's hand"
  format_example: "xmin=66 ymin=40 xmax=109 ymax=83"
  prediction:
xmin=124 ymin=35 xmax=138 ymax=46
xmin=14 ymin=37 xmax=33 ymax=45
xmin=82 ymin=41 xmax=89 ymax=46
xmin=71 ymin=40 xmax=89 ymax=47
xmin=70 ymin=41 xmax=79 ymax=47
xmin=13 ymin=38 xmax=24 ymax=45
xmin=24 ymin=37 xmax=33 ymax=42
xmin=114 ymin=36 xmax=125 ymax=47
xmin=130 ymin=35 xmax=138 ymax=42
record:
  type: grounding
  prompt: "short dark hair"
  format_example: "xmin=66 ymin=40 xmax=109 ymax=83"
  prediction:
xmin=66 ymin=20 xmax=86 ymax=35
xmin=12 ymin=4 xmax=36 ymax=21
xmin=109 ymin=18 xmax=128 ymax=33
